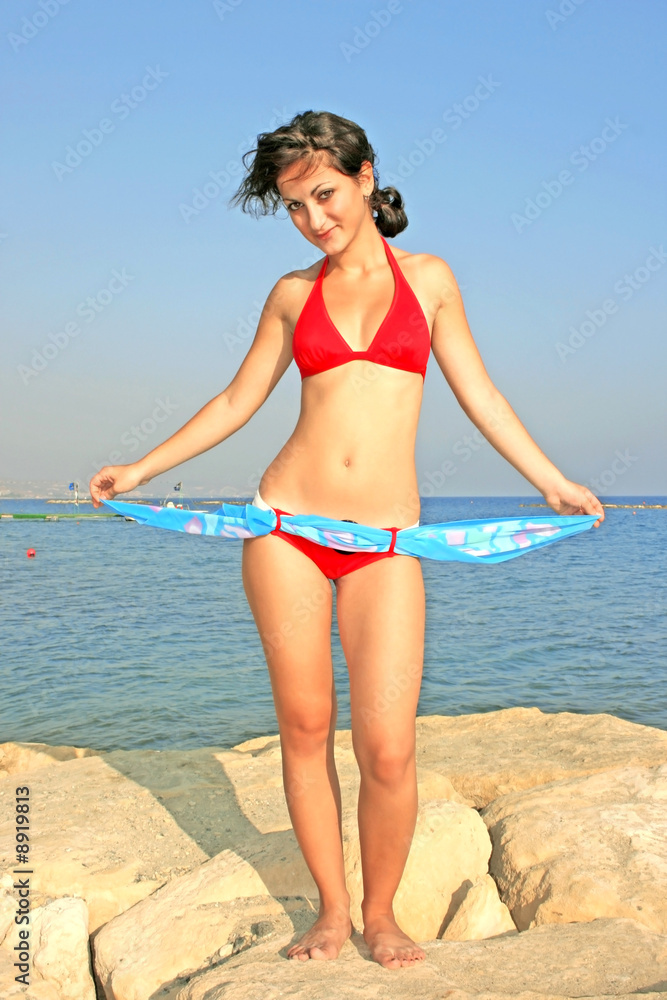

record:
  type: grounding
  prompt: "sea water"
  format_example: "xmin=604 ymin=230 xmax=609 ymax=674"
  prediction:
xmin=1 ymin=496 xmax=665 ymax=750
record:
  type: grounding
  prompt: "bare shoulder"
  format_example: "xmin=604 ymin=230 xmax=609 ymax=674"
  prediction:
xmin=263 ymin=258 xmax=326 ymax=325
xmin=391 ymin=245 xmax=461 ymax=309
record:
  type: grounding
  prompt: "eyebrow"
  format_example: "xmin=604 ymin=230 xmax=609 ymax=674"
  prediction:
xmin=282 ymin=181 xmax=331 ymax=203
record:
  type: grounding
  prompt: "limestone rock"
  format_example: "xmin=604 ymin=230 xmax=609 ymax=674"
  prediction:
xmin=92 ymin=849 xmax=291 ymax=1000
xmin=228 ymin=733 xmax=471 ymax=818
xmin=32 ymin=897 xmax=96 ymax=1000
xmin=0 ymin=742 xmax=100 ymax=778
xmin=226 ymin=735 xmax=472 ymax=905
xmin=0 ymin=739 xmax=409 ymax=936
xmin=3 ymin=712 xmax=665 ymax=999
xmin=482 ymin=763 xmax=667 ymax=933
xmin=0 ymin=945 xmax=63 ymax=999
xmin=411 ymin=706 xmax=667 ymax=807
xmin=0 ymin=754 xmax=210 ymax=931
xmin=0 ymin=896 xmax=94 ymax=999
xmin=345 ymin=798 xmax=492 ymax=940
xmin=441 ymin=874 xmax=517 ymax=940
xmin=165 ymin=916 xmax=667 ymax=999
xmin=0 ymin=887 xmax=15 ymax=944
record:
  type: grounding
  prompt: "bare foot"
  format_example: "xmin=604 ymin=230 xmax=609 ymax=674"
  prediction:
xmin=287 ymin=908 xmax=352 ymax=961
xmin=363 ymin=913 xmax=426 ymax=969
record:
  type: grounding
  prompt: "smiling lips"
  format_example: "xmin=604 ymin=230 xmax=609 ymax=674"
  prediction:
xmin=316 ymin=226 xmax=336 ymax=239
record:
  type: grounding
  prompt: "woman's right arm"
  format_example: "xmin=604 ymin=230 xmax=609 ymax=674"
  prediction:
xmin=89 ymin=276 xmax=296 ymax=507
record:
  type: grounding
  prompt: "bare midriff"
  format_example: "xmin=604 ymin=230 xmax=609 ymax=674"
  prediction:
xmin=258 ymin=361 xmax=423 ymax=528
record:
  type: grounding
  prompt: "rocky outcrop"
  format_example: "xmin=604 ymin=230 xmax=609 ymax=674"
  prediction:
xmin=0 ymin=742 xmax=100 ymax=779
xmin=440 ymin=874 xmax=517 ymax=941
xmin=411 ymin=707 xmax=667 ymax=807
xmin=31 ymin=897 xmax=96 ymax=1000
xmin=345 ymin=798 xmax=492 ymax=940
xmin=156 ymin=917 xmax=667 ymax=999
xmin=1 ymin=708 xmax=666 ymax=999
xmin=482 ymin=763 xmax=667 ymax=933
xmin=93 ymin=851 xmax=291 ymax=1000
xmin=0 ymin=753 xmax=211 ymax=931
xmin=0 ymin=893 xmax=95 ymax=1000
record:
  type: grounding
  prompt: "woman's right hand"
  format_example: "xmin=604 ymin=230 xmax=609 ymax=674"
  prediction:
xmin=89 ymin=463 xmax=148 ymax=509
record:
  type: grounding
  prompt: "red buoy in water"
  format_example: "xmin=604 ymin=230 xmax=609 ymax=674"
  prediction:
xmin=26 ymin=548 xmax=36 ymax=558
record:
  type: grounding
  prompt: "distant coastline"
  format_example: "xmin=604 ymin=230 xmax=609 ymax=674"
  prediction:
xmin=2 ymin=491 xmax=666 ymax=503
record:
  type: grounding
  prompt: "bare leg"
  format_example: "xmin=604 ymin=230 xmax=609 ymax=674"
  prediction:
xmin=336 ymin=555 xmax=427 ymax=969
xmin=242 ymin=533 xmax=351 ymax=959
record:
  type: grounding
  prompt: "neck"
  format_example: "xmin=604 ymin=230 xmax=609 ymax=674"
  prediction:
xmin=325 ymin=225 xmax=388 ymax=277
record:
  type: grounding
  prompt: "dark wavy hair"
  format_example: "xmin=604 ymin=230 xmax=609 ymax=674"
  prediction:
xmin=229 ymin=110 xmax=408 ymax=238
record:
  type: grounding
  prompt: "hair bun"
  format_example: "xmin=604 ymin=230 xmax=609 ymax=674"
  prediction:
xmin=369 ymin=185 xmax=408 ymax=238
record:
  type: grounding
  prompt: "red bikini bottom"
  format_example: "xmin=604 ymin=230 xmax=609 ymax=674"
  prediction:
xmin=271 ymin=507 xmax=401 ymax=581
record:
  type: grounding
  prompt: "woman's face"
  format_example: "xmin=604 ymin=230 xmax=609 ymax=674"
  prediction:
xmin=276 ymin=153 xmax=374 ymax=250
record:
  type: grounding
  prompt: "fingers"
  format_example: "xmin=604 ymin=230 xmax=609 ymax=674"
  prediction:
xmin=89 ymin=476 xmax=103 ymax=508
xmin=89 ymin=468 xmax=115 ymax=509
xmin=89 ymin=477 xmax=101 ymax=509
xmin=580 ymin=488 xmax=604 ymax=528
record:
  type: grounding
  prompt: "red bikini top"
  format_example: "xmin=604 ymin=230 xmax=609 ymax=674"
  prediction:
xmin=292 ymin=235 xmax=431 ymax=380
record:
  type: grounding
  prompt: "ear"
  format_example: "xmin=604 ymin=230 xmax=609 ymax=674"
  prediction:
xmin=359 ymin=159 xmax=375 ymax=195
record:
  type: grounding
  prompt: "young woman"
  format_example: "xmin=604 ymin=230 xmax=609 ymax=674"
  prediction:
xmin=90 ymin=110 xmax=604 ymax=969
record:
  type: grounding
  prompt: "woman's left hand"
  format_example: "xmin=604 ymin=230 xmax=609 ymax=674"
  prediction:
xmin=544 ymin=480 xmax=605 ymax=527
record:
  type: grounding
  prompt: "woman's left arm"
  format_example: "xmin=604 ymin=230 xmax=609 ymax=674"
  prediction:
xmin=427 ymin=257 xmax=604 ymax=527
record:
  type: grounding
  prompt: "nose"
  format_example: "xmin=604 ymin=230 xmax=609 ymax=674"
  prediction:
xmin=305 ymin=203 xmax=329 ymax=232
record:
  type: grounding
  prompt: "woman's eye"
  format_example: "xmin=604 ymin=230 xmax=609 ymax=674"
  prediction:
xmin=287 ymin=190 xmax=333 ymax=211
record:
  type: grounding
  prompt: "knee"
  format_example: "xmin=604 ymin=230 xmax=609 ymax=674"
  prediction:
xmin=355 ymin=741 xmax=415 ymax=788
xmin=280 ymin=707 xmax=334 ymax=758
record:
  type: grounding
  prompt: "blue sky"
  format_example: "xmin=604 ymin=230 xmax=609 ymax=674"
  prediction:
xmin=1 ymin=0 xmax=665 ymax=496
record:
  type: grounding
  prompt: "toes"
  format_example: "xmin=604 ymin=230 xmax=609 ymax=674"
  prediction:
xmin=380 ymin=955 xmax=401 ymax=969
xmin=309 ymin=944 xmax=335 ymax=961
xmin=288 ymin=939 xmax=340 ymax=961
xmin=375 ymin=948 xmax=401 ymax=969
xmin=374 ymin=944 xmax=425 ymax=968
xmin=287 ymin=946 xmax=308 ymax=960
